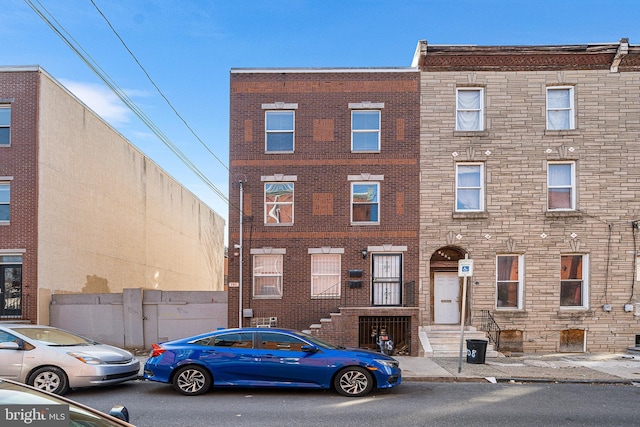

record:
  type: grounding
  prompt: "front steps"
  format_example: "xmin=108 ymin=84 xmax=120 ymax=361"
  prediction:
xmin=420 ymin=325 xmax=501 ymax=358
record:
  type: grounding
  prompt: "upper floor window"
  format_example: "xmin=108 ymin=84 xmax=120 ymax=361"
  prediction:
xmin=548 ymin=162 xmax=575 ymax=211
xmin=351 ymin=110 xmax=381 ymax=152
xmin=351 ymin=182 xmax=379 ymax=224
xmin=496 ymin=255 xmax=523 ymax=309
xmin=456 ymin=88 xmax=484 ymax=131
xmin=264 ymin=182 xmax=294 ymax=225
xmin=560 ymin=255 xmax=588 ymax=308
xmin=0 ymin=182 xmax=9 ymax=222
xmin=265 ymin=111 xmax=294 ymax=153
xmin=546 ymin=87 xmax=575 ymax=130
xmin=455 ymin=163 xmax=484 ymax=212
xmin=253 ymin=254 xmax=283 ymax=299
xmin=311 ymin=253 xmax=341 ymax=298
xmin=0 ymin=106 xmax=10 ymax=146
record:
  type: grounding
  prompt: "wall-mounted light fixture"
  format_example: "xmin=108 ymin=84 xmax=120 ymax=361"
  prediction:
xmin=361 ymin=248 xmax=368 ymax=259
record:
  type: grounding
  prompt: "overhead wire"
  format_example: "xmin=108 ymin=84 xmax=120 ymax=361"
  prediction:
xmin=88 ymin=0 xmax=228 ymax=172
xmin=24 ymin=0 xmax=229 ymax=205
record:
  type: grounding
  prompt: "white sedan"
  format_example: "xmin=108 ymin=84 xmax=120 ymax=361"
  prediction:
xmin=0 ymin=324 xmax=139 ymax=395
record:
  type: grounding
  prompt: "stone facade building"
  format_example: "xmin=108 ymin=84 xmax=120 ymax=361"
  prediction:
xmin=414 ymin=39 xmax=640 ymax=353
xmin=0 ymin=66 xmax=225 ymax=325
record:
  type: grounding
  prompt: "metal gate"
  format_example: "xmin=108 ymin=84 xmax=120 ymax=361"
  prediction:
xmin=358 ymin=316 xmax=411 ymax=356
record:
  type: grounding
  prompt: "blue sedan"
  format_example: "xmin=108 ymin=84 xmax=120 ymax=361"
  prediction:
xmin=143 ymin=328 xmax=401 ymax=397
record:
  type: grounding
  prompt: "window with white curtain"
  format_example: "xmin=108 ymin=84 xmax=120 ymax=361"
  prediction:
xmin=311 ymin=254 xmax=341 ymax=298
xmin=546 ymin=87 xmax=575 ymax=130
xmin=455 ymin=163 xmax=484 ymax=212
xmin=456 ymin=88 xmax=484 ymax=131
xmin=264 ymin=182 xmax=294 ymax=225
xmin=253 ymin=254 xmax=283 ymax=298
xmin=496 ymin=255 xmax=523 ymax=309
xmin=548 ymin=162 xmax=575 ymax=210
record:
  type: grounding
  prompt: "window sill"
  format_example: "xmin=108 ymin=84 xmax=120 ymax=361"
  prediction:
xmin=351 ymin=222 xmax=380 ymax=226
xmin=452 ymin=212 xmax=488 ymax=220
xmin=252 ymin=296 xmax=283 ymax=300
xmin=545 ymin=210 xmax=582 ymax=219
xmin=453 ymin=130 xmax=488 ymax=137
xmin=351 ymin=150 xmax=380 ymax=154
xmin=493 ymin=310 xmax=528 ymax=318
xmin=556 ymin=309 xmax=593 ymax=319
xmin=311 ymin=295 xmax=341 ymax=300
xmin=0 ymin=221 xmax=9 ymax=226
xmin=544 ymin=130 xmax=579 ymax=136
xmin=265 ymin=151 xmax=294 ymax=155
xmin=264 ymin=223 xmax=294 ymax=227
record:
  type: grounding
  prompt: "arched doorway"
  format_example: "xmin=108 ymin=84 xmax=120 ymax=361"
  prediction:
xmin=430 ymin=246 xmax=466 ymax=324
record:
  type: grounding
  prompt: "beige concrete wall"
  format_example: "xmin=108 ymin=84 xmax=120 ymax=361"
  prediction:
xmin=35 ymin=72 xmax=225 ymax=323
xmin=419 ymin=69 xmax=640 ymax=352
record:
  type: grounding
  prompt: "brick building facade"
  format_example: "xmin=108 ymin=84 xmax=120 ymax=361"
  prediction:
xmin=228 ymin=70 xmax=421 ymax=355
xmin=0 ymin=66 xmax=225 ymax=325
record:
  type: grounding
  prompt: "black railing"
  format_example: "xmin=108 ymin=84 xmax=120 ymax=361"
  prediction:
xmin=479 ymin=309 xmax=501 ymax=351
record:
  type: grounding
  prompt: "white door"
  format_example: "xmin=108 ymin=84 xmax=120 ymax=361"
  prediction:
xmin=434 ymin=272 xmax=460 ymax=324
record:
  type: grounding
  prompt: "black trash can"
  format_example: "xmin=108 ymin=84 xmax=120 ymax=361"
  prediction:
xmin=466 ymin=339 xmax=488 ymax=364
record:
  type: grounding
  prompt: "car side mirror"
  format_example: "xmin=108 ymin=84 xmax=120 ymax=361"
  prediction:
xmin=0 ymin=342 xmax=20 ymax=350
xmin=108 ymin=405 xmax=130 ymax=422
xmin=301 ymin=345 xmax=319 ymax=353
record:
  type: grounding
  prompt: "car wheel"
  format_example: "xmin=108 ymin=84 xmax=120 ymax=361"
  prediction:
xmin=28 ymin=366 xmax=69 ymax=395
xmin=172 ymin=365 xmax=212 ymax=396
xmin=334 ymin=366 xmax=373 ymax=397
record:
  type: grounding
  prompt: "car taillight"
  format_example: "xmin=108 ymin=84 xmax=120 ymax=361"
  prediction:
xmin=150 ymin=343 xmax=166 ymax=357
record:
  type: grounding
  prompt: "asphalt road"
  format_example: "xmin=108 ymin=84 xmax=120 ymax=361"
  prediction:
xmin=68 ymin=379 xmax=639 ymax=427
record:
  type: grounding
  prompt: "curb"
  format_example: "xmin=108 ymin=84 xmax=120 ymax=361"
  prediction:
xmin=403 ymin=376 xmax=636 ymax=385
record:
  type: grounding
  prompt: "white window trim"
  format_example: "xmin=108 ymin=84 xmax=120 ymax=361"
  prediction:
xmin=455 ymin=88 xmax=484 ymax=131
xmin=350 ymin=181 xmax=380 ymax=225
xmin=496 ymin=254 xmax=524 ymax=310
xmin=0 ymin=180 xmax=10 ymax=224
xmin=560 ymin=254 xmax=589 ymax=310
xmin=0 ymin=104 xmax=11 ymax=147
xmin=546 ymin=86 xmax=575 ymax=130
xmin=251 ymin=252 xmax=285 ymax=300
xmin=263 ymin=181 xmax=294 ymax=226
xmin=351 ymin=110 xmax=381 ymax=152
xmin=265 ymin=110 xmax=295 ymax=153
xmin=547 ymin=161 xmax=576 ymax=211
xmin=310 ymin=253 xmax=342 ymax=299
xmin=455 ymin=162 xmax=485 ymax=212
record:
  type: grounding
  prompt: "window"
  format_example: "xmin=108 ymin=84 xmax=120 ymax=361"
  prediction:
xmin=1 ymin=255 xmax=22 ymax=318
xmin=194 ymin=332 xmax=254 ymax=348
xmin=496 ymin=255 xmax=523 ymax=309
xmin=253 ymin=254 xmax=283 ymax=298
xmin=0 ymin=106 xmax=9 ymax=146
xmin=0 ymin=182 xmax=9 ymax=222
xmin=352 ymin=110 xmax=380 ymax=151
xmin=455 ymin=163 xmax=484 ymax=212
xmin=264 ymin=182 xmax=294 ymax=225
xmin=351 ymin=182 xmax=379 ymax=224
xmin=560 ymin=255 xmax=588 ymax=308
xmin=260 ymin=332 xmax=306 ymax=351
xmin=548 ymin=162 xmax=575 ymax=210
xmin=311 ymin=254 xmax=341 ymax=298
xmin=547 ymin=87 xmax=574 ymax=130
xmin=265 ymin=111 xmax=294 ymax=152
xmin=456 ymin=88 xmax=484 ymax=131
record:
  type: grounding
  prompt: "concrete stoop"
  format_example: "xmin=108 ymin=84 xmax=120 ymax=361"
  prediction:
xmin=419 ymin=325 xmax=501 ymax=358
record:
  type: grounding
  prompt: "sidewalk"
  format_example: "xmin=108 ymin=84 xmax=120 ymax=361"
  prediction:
xmin=396 ymin=353 xmax=640 ymax=384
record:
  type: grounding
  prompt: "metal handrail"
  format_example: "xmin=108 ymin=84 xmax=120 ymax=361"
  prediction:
xmin=479 ymin=309 xmax=501 ymax=351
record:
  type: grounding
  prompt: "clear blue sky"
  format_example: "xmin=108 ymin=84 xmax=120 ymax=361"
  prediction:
xmin=3 ymin=1 xmax=639 ymax=245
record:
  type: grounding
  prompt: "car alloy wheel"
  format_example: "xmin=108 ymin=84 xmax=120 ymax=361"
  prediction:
xmin=173 ymin=365 xmax=212 ymax=396
xmin=28 ymin=366 xmax=69 ymax=395
xmin=334 ymin=366 xmax=373 ymax=397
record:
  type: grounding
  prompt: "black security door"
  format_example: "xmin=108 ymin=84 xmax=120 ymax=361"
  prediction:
xmin=0 ymin=265 xmax=22 ymax=317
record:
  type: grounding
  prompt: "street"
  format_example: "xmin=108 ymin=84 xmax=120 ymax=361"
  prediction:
xmin=68 ymin=379 xmax=639 ymax=427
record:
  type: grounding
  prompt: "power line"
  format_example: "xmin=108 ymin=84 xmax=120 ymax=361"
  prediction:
xmin=24 ymin=0 xmax=229 ymax=205
xmin=88 ymin=0 xmax=228 ymax=172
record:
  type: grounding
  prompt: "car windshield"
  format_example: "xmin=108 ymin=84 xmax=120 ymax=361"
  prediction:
xmin=11 ymin=327 xmax=95 ymax=346
xmin=295 ymin=330 xmax=341 ymax=350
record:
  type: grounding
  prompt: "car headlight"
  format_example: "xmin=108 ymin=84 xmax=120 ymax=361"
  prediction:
xmin=68 ymin=352 xmax=103 ymax=365
xmin=375 ymin=359 xmax=399 ymax=369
